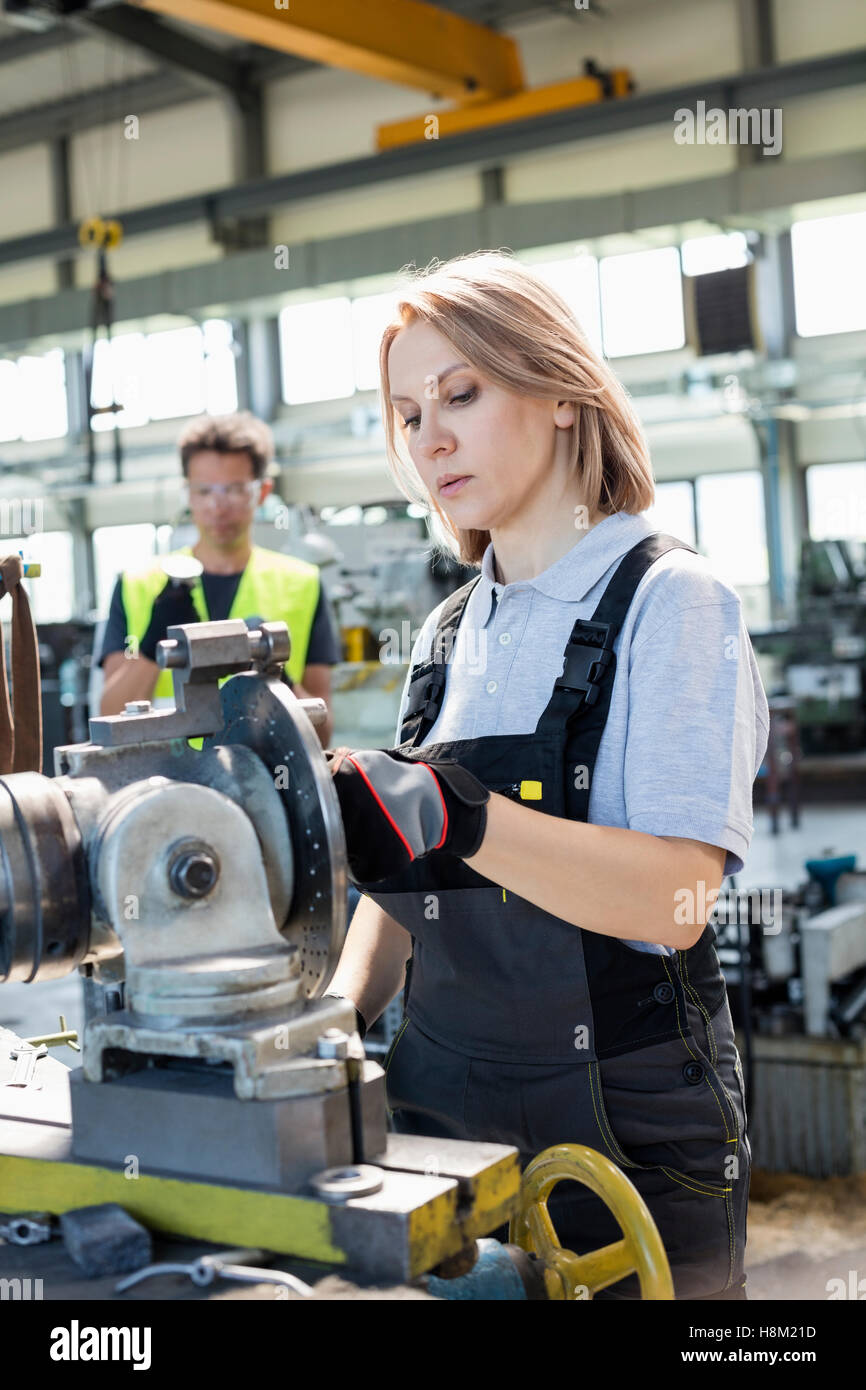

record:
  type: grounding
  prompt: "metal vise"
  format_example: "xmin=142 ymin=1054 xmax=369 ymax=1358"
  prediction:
xmin=0 ymin=617 xmax=386 ymax=1189
xmin=0 ymin=619 xmax=522 ymax=1287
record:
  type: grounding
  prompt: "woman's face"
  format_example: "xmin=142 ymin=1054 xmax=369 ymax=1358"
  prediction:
xmin=388 ymin=320 xmax=574 ymax=532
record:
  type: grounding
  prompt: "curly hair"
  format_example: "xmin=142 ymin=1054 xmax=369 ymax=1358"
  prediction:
xmin=177 ymin=411 xmax=274 ymax=480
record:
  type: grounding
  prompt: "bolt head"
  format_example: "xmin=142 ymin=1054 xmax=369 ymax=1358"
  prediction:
xmin=169 ymin=850 xmax=219 ymax=899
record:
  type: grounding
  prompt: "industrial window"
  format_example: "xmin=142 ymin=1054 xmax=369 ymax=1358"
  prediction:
xmin=599 ymin=247 xmax=685 ymax=358
xmin=0 ymin=349 xmax=68 ymax=442
xmin=90 ymin=321 xmax=237 ymax=431
xmin=279 ymin=297 xmax=355 ymax=404
xmin=680 ymin=232 xmax=750 ymax=277
xmin=90 ymin=333 xmax=147 ymax=430
xmin=695 ymin=470 xmax=769 ymax=588
xmin=806 ymin=462 xmax=866 ymax=541
xmin=352 ymin=291 xmax=400 ymax=392
xmin=145 ymin=327 xmax=208 ymax=421
xmin=4 ymin=530 xmax=74 ymax=624
xmin=791 ymin=211 xmax=866 ymax=337
xmin=201 ymin=319 xmax=239 ymax=415
xmin=533 ymin=255 xmax=604 ymax=357
xmin=644 ymin=480 xmax=696 ymax=547
xmin=92 ymin=524 xmax=159 ymax=614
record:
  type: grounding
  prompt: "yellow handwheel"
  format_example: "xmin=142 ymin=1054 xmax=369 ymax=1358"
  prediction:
xmin=509 ymin=1143 xmax=674 ymax=1300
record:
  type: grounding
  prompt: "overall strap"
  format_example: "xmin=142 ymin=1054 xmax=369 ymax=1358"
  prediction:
xmin=398 ymin=575 xmax=484 ymax=746
xmin=536 ymin=532 xmax=696 ymax=737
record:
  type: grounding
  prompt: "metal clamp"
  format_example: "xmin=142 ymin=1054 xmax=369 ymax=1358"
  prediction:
xmin=88 ymin=620 xmax=293 ymax=747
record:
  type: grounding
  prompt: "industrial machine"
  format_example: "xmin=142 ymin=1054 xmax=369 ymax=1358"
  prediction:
xmin=0 ymin=615 xmax=673 ymax=1299
xmin=751 ymin=539 xmax=866 ymax=754
xmin=714 ymin=865 xmax=866 ymax=1177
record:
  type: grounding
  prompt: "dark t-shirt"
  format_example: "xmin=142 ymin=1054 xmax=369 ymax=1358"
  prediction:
xmin=96 ymin=568 xmax=341 ymax=668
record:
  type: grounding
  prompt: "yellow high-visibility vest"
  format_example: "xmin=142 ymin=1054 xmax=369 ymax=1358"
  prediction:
xmin=120 ymin=544 xmax=320 ymax=704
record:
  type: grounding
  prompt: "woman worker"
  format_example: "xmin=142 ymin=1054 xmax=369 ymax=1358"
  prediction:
xmin=324 ymin=251 xmax=769 ymax=1301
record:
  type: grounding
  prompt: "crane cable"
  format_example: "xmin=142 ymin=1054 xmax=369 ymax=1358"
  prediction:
xmin=59 ymin=20 xmax=127 ymax=484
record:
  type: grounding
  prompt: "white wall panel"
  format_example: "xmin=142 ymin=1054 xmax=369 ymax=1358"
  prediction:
xmin=646 ymin=417 xmax=759 ymax=478
xmin=512 ymin=0 xmax=740 ymax=92
xmin=73 ymin=223 xmax=221 ymax=290
xmin=773 ymin=0 xmax=866 ymax=63
xmin=270 ymin=169 xmax=481 ymax=245
xmin=779 ymin=87 xmax=866 ymax=159
xmin=0 ymin=36 xmax=154 ymax=118
xmin=266 ymin=67 xmax=446 ymax=174
xmin=796 ymin=416 xmax=866 ymax=464
xmin=0 ymin=261 xmax=55 ymax=305
xmin=0 ymin=144 xmax=52 ymax=236
xmin=69 ymin=98 xmax=234 ymax=219
xmin=506 ymin=124 xmax=736 ymax=204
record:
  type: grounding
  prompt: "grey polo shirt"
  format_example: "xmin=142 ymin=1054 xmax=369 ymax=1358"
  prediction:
xmin=394 ymin=510 xmax=770 ymax=954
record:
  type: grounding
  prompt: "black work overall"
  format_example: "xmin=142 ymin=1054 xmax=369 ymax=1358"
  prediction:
xmin=363 ymin=534 xmax=750 ymax=1299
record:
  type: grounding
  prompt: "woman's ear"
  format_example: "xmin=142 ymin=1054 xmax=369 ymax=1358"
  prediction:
xmin=554 ymin=401 xmax=577 ymax=429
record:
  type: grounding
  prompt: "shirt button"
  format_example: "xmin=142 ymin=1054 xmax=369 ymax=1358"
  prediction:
xmin=498 ymin=633 xmax=512 ymax=645
xmin=486 ymin=680 xmax=498 ymax=694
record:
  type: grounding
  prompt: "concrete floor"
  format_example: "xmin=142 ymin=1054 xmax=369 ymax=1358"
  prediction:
xmin=2 ymin=799 xmax=864 ymax=1301
xmin=746 ymin=1171 xmax=866 ymax=1300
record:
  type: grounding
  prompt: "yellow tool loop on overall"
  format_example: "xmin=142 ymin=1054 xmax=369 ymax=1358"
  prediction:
xmin=509 ymin=1143 xmax=674 ymax=1300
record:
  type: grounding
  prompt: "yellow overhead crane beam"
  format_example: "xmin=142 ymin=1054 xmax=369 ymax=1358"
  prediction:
xmin=377 ymin=68 xmax=633 ymax=149
xmin=130 ymin=0 xmax=526 ymax=104
xmin=130 ymin=0 xmax=633 ymax=149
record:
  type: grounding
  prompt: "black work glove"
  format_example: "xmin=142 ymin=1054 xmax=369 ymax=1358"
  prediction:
xmin=325 ymin=747 xmax=490 ymax=886
xmin=139 ymin=579 xmax=200 ymax=662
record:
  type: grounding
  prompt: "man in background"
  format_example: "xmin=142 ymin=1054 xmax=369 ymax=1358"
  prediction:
xmin=97 ymin=411 xmax=340 ymax=747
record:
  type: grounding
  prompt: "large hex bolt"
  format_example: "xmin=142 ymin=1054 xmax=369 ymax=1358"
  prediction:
xmin=168 ymin=844 xmax=220 ymax=900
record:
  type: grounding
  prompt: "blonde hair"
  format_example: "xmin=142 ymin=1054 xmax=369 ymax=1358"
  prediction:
xmin=378 ymin=249 xmax=654 ymax=566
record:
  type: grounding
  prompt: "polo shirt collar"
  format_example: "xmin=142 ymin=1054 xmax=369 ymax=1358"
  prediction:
xmin=476 ymin=510 xmax=657 ymax=606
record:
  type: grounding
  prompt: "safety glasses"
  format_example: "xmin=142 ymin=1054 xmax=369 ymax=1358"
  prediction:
xmin=185 ymin=481 xmax=262 ymax=508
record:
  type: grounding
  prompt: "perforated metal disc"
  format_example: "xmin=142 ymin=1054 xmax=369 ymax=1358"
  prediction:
xmin=205 ymin=672 xmax=347 ymax=998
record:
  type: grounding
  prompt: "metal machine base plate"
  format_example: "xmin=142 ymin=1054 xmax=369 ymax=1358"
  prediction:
xmin=69 ymin=1063 xmax=388 ymax=1189
xmin=1 ymin=1057 xmax=521 ymax=1283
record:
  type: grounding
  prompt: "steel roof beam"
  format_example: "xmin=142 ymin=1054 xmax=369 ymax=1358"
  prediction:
xmin=0 ymin=48 xmax=862 ymax=261
xmin=0 ymin=68 xmax=202 ymax=156
xmin=77 ymin=6 xmax=245 ymax=94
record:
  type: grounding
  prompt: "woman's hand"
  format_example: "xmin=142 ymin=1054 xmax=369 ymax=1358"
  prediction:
xmin=325 ymin=747 xmax=490 ymax=886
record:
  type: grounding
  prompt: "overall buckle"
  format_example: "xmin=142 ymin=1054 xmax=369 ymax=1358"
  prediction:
xmin=554 ymin=620 xmax=614 ymax=707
